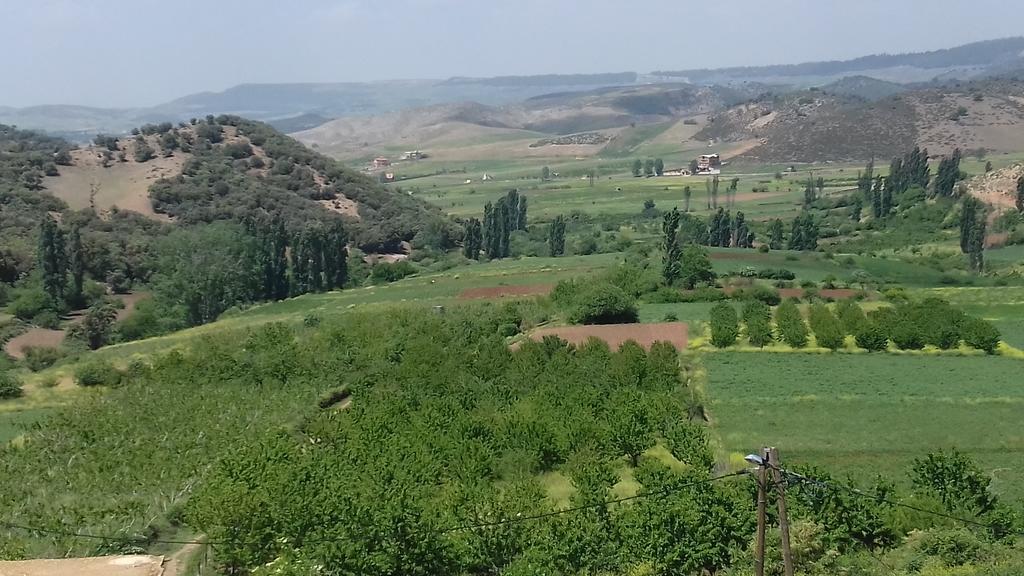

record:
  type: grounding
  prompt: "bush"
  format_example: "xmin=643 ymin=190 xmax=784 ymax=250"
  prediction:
xmin=32 ymin=310 xmax=61 ymax=329
xmin=709 ymin=302 xmax=739 ymax=348
xmin=8 ymin=289 xmax=54 ymax=321
xmin=742 ymin=300 xmax=773 ymax=348
xmin=855 ymin=321 xmax=889 ymax=351
xmin=731 ymin=285 xmax=781 ymax=306
xmin=891 ymin=322 xmax=925 ymax=350
xmin=808 ymin=303 xmax=844 ymax=350
xmin=775 ymin=300 xmax=808 ymax=348
xmin=757 ymin=244 xmax=770 ymax=253
xmin=23 ymin=346 xmax=63 ymax=372
xmin=962 ymin=317 xmax=1000 ymax=354
xmin=647 ymin=286 xmax=726 ymax=303
xmin=369 ymin=261 xmax=416 ymax=284
xmin=74 ymin=360 xmax=123 ymax=387
xmin=0 ymin=371 xmax=23 ymax=399
xmin=568 ymin=283 xmax=638 ymax=325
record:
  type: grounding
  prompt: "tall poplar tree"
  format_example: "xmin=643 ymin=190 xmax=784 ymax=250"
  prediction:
xmin=38 ymin=215 xmax=67 ymax=305
xmin=548 ymin=215 xmax=566 ymax=257
xmin=662 ymin=208 xmax=681 ymax=284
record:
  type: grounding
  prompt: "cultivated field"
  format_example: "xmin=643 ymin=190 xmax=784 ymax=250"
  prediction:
xmin=705 ymin=353 xmax=1024 ymax=501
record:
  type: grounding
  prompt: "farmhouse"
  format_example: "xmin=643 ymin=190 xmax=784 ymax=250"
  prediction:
xmin=372 ymin=157 xmax=391 ymax=168
xmin=696 ymin=154 xmax=721 ymax=175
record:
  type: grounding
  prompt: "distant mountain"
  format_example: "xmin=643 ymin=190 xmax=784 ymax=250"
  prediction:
xmin=3 ymin=37 xmax=1023 ymax=139
xmin=653 ymin=37 xmax=1024 ymax=86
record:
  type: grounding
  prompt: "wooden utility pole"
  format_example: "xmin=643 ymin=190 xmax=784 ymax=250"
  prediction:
xmin=754 ymin=448 xmax=768 ymax=576
xmin=768 ymin=447 xmax=795 ymax=576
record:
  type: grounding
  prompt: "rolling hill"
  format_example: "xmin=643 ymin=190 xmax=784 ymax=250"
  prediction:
xmin=696 ymin=77 xmax=1024 ymax=162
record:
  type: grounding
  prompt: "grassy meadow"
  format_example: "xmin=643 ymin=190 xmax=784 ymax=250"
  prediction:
xmin=705 ymin=353 xmax=1024 ymax=502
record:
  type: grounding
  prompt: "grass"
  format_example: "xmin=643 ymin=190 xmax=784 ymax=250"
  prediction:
xmin=0 ymin=407 xmax=57 ymax=444
xmin=705 ymin=353 xmax=1024 ymax=503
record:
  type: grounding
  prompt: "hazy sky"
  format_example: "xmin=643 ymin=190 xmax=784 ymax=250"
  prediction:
xmin=2 ymin=0 xmax=1021 ymax=108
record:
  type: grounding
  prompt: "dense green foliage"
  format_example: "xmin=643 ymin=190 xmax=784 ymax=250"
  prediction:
xmin=775 ymin=299 xmax=809 ymax=348
xmin=709 ymin=302 xmax=739 ymax=348
xmin=742 ymin=300 xmax=774 ymax=347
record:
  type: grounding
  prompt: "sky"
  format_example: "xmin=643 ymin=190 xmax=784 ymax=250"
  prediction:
xmin=1 ymin=0 xmax=1021 ymax=108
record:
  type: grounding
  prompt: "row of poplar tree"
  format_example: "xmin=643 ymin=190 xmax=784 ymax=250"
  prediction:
xmin=461 ymin=190 xmax=528 ymax=260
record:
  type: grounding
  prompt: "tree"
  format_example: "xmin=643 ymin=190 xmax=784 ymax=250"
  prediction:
xmin=323 ymin=219 xmax=348 ymax=290
xmin=661 ymin=208 xmax=681 ymax=284
xmin=743 ymin=300 xmax=773 ymax=347
xmin=654 ymin=158 xmax=664 ymax=176
xmin=1016 ymin=176 xmax=1024 ymax=214
xmin=133 ymin=135 xmax=155 ymax=162
xmin=960 ymin=196 xmax=986 ymax=271
xmin=710 ymin=302 xmax=739 ymax=348
xmin=462 ymin=218 xmax=482 ymax=259
xmin=644 ymin=159 xmax=655 ymax=177
xmin=835 ymin=299 xmax=867 ymax=335
xmin=77 ymin=303 xmax=117 ymax=350
xmin=855 ymin=321 xmax=889 ymax=352
xmin=38 ymin=216 xmax=67 ymax=306
xmin=870 ymin=176 xmax=883 ymax=218
xmin=768 ymin=219 xmax=784 ymax=250
xmin=678 ymin=244 xmax=715 ymax=290
xmin=516 ymin=195 xmax=528 ymax=231
xmin=568 ymin=283 xmax=638 ymax=325
xmin=788 ymin=213 xmax=818 ymax=251
xmin=912 ymin=449 xmax=996 ymax=514
xmin=541 ymin=166 xmax=550 ymax=181
xmin=808 ymin=303 xmax=844 ymax=350
xmin=67 ymin=224 xmax=85 ymax=308
xmin=850 ymin=194 xmax=863 ymax=222
xmin=962 ymin=316 xmax=1000 ymax=354
xmin=934 ymin=149 xmax=963 ymax=197
xmin=733 ymin=211 xmax=749 ymax=248
xmin=610 ymin=392 xmax=653 ymax=467
xmin=710 ymin=175 xmax=720 ymax=208
xmin=775 ymin=300 xmax=808 ymax=348
xmin=632 ymin=159 xmax=642 ymax=177
xmin=689 ymin=159 xmax=699 ymax=175
xmin=547 ymin=215 xmax=566 ymax=257
xmin=683 ymin=185 xmax=692 ymax=212
xmin=985 ymin=160 xmax=993 ymax=173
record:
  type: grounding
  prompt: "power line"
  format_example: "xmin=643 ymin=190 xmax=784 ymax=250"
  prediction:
xmin=780 ymin=467 xmax=1011 ymax=533
xmin=440 ymin=470 xmax=749 ymax=533
xmin=1 ymin=470 xmax=750 ymax=546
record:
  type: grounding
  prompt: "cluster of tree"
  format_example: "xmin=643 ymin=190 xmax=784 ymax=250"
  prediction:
xmin=854 ymin=148 xmax=961 ymax=221
xmin=787 ymin=213 xmax=820 ymax=251
xmin=803 ymin=175 xmax=825 ymax=207
xmin=934 ymin=148 xmax=964 ymax=198
xmin=712 ymin=295 xmax=1000 ymax=353
xmin=153 ymin=219 xmax=348 ymax=327
xmin=707 ymin=208 xmax=754 ymax=248
xmin=661 ymin=208 xmax=716 ymax=288
xmin=631 ymin=158 xmax=665 ymax=177
xmin=478 ymin=189 xmax=528 ymax=259
xmin=547 ymin=214 xmax=567 ymax=256
xmin=148 ymin=116 xmax=451 ymax=253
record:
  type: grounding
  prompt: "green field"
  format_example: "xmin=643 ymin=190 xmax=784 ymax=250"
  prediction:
xmin=706 ymin=353 xmax=1024 ymax=501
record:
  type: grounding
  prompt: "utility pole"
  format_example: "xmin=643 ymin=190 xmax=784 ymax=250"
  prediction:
xmin=753 ymin=446 xmax=795 ymax=576
xmin=769 ymin=447 xmax=795 ymax=576
xmin=754 ymin=448 xmax=767 ymax=576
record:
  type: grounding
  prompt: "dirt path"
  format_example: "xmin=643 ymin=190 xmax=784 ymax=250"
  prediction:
xmin=3 ymin=328 xmax=65 ymax=360
xmin=162 ymin=541 xmax=206 ymax=576
xmin=0 ymin=555 xmax=163 ymax=576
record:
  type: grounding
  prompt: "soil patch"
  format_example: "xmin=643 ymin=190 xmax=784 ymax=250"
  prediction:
xmin=3 ymin=328 xmax=65 ymax=359
xmin=524 ymin=322 xmax=688 ymax=351
xmin=459 ymin=284 xmax=554 ymax=300
xmin=0 ymin=555 xmax=164 ymax=576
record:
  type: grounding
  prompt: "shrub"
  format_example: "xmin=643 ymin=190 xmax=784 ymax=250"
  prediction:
xmin=662 ymin=312 xmax=679 ymax=322
xmin=32 ymin=310 xmax=61 ymax=329
xmin=709 ymin=302 xmax=739 ymax=348
xmin=962 ymin=317 xmax=1000 ymax=354
xmin=8 ymin=289 xmax=54 ymax=321
xmin=775 ymin=300 xmax=808 ymax=348
xmin=756 ymin=268 xmax=796 ymax=280
xmin=74 ymin=359 xmax=123 ymax=387
xmin=369 ymin=261 xmax=416 ymax=284
xmin=568 ymin=283 xmax=638 ymax=325
xmin=757 ymin=244 xmax=770 ymax=253
xmin=808 ymin=303 xmax=844 ymax=350
xmin=891 ymin=322 xmax=925 ymax=350
xmin=742 ymin=300 xmax=773 ymax=348
xmin=731 ymin=285 xmax=781 ymax=306
xmin=23 ymin=346 xmax=63 ymax=372
xmin=0 ymin=371 xmax=23 ymax=399
xmin=855 ymin=321 xmax=889 ymax=351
